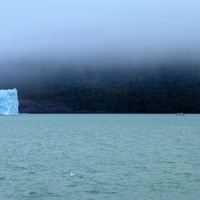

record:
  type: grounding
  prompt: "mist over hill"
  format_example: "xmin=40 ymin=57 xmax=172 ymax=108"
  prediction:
xmin=1 ymin=58 xmax=200 ymax=113
xmin=1 ymin=0 xmax=200 ymax=113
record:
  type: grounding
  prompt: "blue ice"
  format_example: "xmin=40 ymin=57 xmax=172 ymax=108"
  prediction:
xmin=0 ymin=89 xmax=19 ymax=115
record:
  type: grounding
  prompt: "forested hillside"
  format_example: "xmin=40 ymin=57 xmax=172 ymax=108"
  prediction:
xmin=1 ymin=62 xmax=200 ymax=113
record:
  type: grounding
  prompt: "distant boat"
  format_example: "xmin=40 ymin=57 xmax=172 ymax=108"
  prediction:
xmin=176 ymin=113 xmax=185 ymax=116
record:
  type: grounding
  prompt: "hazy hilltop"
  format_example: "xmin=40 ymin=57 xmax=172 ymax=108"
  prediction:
xmin=1 ymin=58 xmax=200 ymax=113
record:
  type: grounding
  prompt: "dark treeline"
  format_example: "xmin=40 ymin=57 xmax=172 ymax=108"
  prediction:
xmin=1 ymin=62 xmax=200 ymax=113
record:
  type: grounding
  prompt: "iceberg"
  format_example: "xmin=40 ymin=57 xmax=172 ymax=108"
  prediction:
xmin=0 ymin=88 xmax=19 ymax=115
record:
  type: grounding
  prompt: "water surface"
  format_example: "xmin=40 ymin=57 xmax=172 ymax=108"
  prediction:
xmin=0 ymin=114 xmax=200 ymax=199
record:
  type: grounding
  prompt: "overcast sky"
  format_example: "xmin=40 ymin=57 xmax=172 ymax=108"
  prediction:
xmin=0 ymin=0 xmax=200 ymax=63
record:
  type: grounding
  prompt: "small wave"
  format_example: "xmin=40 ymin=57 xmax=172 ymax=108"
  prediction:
xmin=0 ymin=177 xmax=6 ymax=181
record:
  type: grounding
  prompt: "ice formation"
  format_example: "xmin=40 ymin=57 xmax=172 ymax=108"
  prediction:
xmin=0 ymin=89 xmax=19 ymax=115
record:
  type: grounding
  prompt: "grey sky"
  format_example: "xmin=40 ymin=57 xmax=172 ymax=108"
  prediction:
xmin=0 ymin=0 xmax=200 ymax=62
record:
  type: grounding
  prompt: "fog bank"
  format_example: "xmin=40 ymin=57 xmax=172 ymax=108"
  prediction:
xmin=0 ymin=0 xmax=200 ymax=65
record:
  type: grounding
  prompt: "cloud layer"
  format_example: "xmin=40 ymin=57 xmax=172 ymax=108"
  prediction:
xmin=0 ymin=0 xmax=200 ymax=63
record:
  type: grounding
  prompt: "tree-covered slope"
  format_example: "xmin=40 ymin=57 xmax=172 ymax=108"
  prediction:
xmin=1 ymin=62 xmax=200 ymax=113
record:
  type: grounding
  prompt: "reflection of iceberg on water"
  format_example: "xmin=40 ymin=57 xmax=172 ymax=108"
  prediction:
xmin=0 ymin=88 xmax=19 ymax=115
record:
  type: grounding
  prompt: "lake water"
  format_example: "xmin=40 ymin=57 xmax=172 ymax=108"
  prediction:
xmin=0 ymin=114 xmax=200 ymax=199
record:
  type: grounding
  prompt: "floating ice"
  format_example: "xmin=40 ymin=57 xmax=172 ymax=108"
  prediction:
xmin=0 ymin=89 xmax=19 ymax=115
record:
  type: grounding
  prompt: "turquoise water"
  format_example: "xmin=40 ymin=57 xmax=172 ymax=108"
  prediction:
xmin=0 ymin=114 xmax=200 ymax=200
